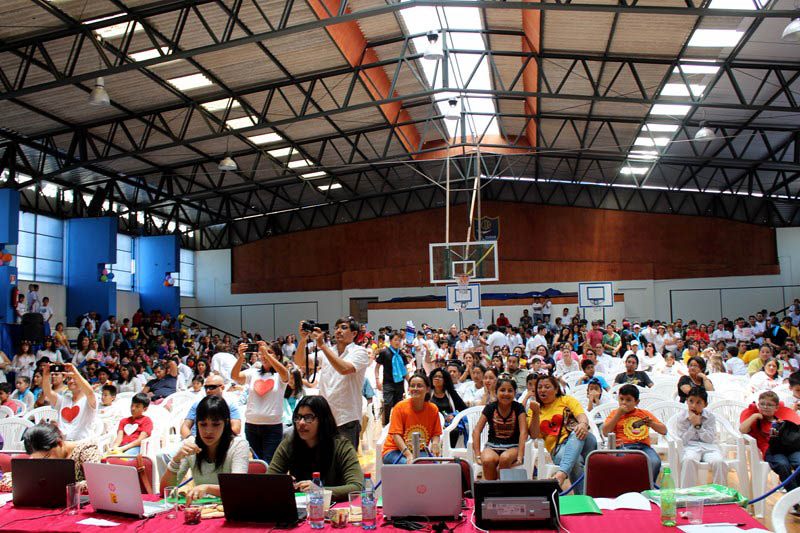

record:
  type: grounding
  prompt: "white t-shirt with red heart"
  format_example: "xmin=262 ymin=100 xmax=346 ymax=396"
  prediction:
xmin=56 ymin=393 xmax=97 ymax=441
xmin=243 ymin=368 xmax=287 ymax=425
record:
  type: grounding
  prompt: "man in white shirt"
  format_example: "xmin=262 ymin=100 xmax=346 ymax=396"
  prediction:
xmin=789 ymin=300 xmax=800 ymax=327
xmin=506 ymin=327 xmax=523 ymax=350
xmin=39 ymin=296 xmax=53 ymax=323
xmin=542 ymin=299 xmax=552 ymax=322
xmin=751 ymin=314 xmax=766 ymax=346
xmin=481 ymin=324 xmax=509 ymax=355
xmin=525 ymin=325 xmax=548 ymax=356
xmin=641 ymin=322 xmax=658 ymax=345
xmin=734 ymin=318 xmax=755 ymax=344
xmin=210 ymin=345 xmax=238 ymax=383
xmin=454 ymin=330 xmax=473 ymax=357
xmin=295 ymin=317 xmax=369 ymax=449
xmin=26 ymin=284 xmax=39 ymax=313
xmin=710 ymin=323 xmax=733 ymax=346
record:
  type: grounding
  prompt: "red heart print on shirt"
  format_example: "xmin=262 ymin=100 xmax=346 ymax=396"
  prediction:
xmin=540 ymin=415 xmax=563 ymax=436
xmin=61 ymin=405 xmax=80 ymax=423
xmin=254 ymin=379 xmax=274 ymax=396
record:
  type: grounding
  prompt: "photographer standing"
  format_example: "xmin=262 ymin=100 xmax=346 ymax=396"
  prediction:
xmin=295 ymin=317 xmax=369 ymax=449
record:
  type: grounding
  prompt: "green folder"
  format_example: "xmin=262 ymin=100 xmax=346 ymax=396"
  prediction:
xmin=558 ymin=495 xmax=602 ymax=516
xmin=158 ymin=495 xmax=221 ymax=506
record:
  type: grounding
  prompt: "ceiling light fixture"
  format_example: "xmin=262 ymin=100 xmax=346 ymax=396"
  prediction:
xmin=783 ymin=18 xmax=800 ymax=41
xmin=88 ymin=76 xmax=110 ymax=106
xmin=694 ymin=122 xmax=716 ymax=142
xmin=444 ymin=98 xmax=461 ymax=121
xmin=423 ymin=31 xmax=444 ymax=61
xmin=218 ymin=155 xmax=237 ymax=171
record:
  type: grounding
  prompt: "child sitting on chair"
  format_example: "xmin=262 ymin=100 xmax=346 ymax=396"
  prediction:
xmin=472 ymin=377 xmax=528 ymax=480
xmin=110 ymin=392 xmax=153 ymax=456
xmin=675 ymin=386 xmax=727 ymax=487
xmin=602 ymin=384 xmax=667 ymax=483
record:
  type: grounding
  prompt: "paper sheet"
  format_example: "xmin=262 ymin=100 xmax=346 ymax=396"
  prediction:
xmin=76 ymin=518 xmax=121 ymax=527
xmin=0 ymin=493 xmax=14 ymax=507
xmin=678 ymin=525 xmax=769 ymax=533
xmin=595 ymin=492 xmax=652 ymax=511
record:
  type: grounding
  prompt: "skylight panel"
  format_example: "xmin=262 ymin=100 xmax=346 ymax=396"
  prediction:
xmin=660 ymin=83 xmax=706 ymax=97
xmin=84 ymin=14 xmax=142 ymax=39
xmin=708 ymin=0 xmax=763 ymax=9
xmin=301 ymin=171 xmax=327 ymax=179
xmin=225 ymin=116 xmax=255 ymax=129
xmin=167 ymin=73 xmax=213 ymax=91
xmin=635 ymin=137 xmax=671 ymax=147
xmin=629 ymin=150 xmax=660 ymax=161
xmin=248 ymin=133 xmax=283 ymax=145
xmin=287 ymin=159 xmax=312 ymax=169
xmin=317 ymin=183 xmax=343 ymax=191
xmin=676 ymin=60 xmax=721 ymax=75
xmin=688 ymin=29 xmax=744 ymax=48
xmin=399 ymin=4 xmax=499 ymax=137
xmin=643 ymin=124 xmax=680 ymax=133
xmin=129 ymin=47 xmax=171 ymax=62
xmin=267 ymin=147 xmax=294 ymax=158
xmin=650 ymin=104 xmax=692 ymax=117
xmin=202 ymin=98 xmax=241 ymax=112
xmin=620 ymin=166 xmax=650 ymax=176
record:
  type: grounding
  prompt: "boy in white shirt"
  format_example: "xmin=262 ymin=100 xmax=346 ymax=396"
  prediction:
xmin=26 ymin=284 xmax=40 ymax=313
xmin=675 ymin=386 xmax=728 ymax=487
xmin=38 ymin=296 xmax=53 ymax=323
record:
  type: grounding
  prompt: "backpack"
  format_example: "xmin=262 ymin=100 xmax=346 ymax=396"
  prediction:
xmin=768 ymin=420 xmax=800 ymax=455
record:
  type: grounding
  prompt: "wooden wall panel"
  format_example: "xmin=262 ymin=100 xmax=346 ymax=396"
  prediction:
xmin=231 ymin=203 xmax=779 ymax=294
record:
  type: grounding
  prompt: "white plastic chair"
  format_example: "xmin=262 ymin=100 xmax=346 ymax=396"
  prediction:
xmin=0 ymin=417 xmax=34 ymax=451
xmin=24 ymin=406 xmax=57 ymax=424
xmin=588 ymin=402 xmax=618 ymax=448
xmin=163 ymin=391 xmax=198 ymax=413
xmin=650 ymin=381 xmax=679 ymax=401
xmin=771 ymin=486 xmax=800 ymax=533
xmin=665 ymin=413 xmax=748 ymax=494
xmin=374 ymin=424 xmax=391 ymax=497
xmin=707 ymin=399 xmax=749 ymax=432
xmin=743 ymin=432 xmax=772 ymax=518
xmin=561 ymin=371 xmax=585 ymax=389
xmin=0 ymin=406 xmax=14 ymax=419
xmin=115 ymin=391 xmax=136 ymax=403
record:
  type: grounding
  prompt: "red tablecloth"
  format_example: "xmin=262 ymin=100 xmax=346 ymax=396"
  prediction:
xmin=0 ymin=498 xmax=765 ymax=532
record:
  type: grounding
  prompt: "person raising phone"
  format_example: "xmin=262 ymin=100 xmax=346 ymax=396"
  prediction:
xmin=41 ymin=362 xmax=97 ymax=441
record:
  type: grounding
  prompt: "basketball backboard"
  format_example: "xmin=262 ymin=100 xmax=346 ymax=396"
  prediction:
xmin=578 ymin=282 xmax=614 ymax=308
xmin=446 ymin=283 xmax=481 ymax=311
xmin=429 ymin=241 xmax=498 ymax=284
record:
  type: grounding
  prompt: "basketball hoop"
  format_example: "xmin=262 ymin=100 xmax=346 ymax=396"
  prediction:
xmin=456 ymin=274 xmax=471 ymax=287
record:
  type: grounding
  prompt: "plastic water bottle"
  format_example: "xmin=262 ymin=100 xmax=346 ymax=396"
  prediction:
xmin=308 ymin=472 xmax=325 ymax=529
xmin=660 ymin=467 xmax=676 ymax=527
xmin=361 ymin=473 xmax=377 ymax=530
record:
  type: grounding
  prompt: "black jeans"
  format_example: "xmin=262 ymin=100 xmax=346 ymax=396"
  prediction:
xmin=382 ymin=381 xmax=404 ymax=426
xmin=338 ymin=420 xmax=361 ymax=450
xmin=245 ymin=422 xmax=284 ymax=463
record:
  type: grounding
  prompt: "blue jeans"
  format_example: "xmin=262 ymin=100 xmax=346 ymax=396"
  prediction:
xmin=245 ymin=423 xmax=284 ymax=463
xmin=122 ymin=446 xmax=141 ymax=456
xmin=382 ymin=450 xmax=431 ymax=465
xmin=766 ymin=450 xmax=800 ymax=492
xmin=619 ymin=443 xmax=661 ymax=483
xmin=552 ymin=432 xmax=597 ymax=493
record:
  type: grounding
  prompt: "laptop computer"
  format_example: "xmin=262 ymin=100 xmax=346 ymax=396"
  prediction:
xmin=218 ymin=473 xmax=306 ymax=526
xmin=83 ymin=462 xmax=166 ymax=518
xmin=12 ymin=458 xmax=76 ymax=508
xmin=382 ymin=464 xmax=462 ymax=520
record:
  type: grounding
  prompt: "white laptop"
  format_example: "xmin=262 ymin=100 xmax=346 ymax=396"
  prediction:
xmin=84 ymin=462 xmax=167 ymax=518
xmin=381 ymin=464 xmax=462 ymax=520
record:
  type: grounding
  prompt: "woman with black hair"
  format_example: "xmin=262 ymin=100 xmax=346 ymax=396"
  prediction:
xmin=23 ymin=422 xmax=102 ymax=484
xmin=678 ymin=356 xmax=714 ymax=403
xmin=429 ymin=367 xmax=467 ymax=447
xmin=231 ymin=340 xmax=289 ymax=462
xmin=381 ymin=372 xmax=442 ymax=465
xmin=268 ymin=395 xmax=364 ymax=501
xmin=115 ymin=363 xmax=141 ymax=393
xmin=161 ymin=395 xmax=249 ymax=504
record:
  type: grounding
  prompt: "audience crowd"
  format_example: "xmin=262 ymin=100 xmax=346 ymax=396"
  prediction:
xmin=4 ymin=297 xmax=800 ymax=508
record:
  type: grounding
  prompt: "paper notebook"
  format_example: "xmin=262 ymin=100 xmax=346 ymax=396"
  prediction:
xmin=558 ymin=495 xmax=602 ymax=516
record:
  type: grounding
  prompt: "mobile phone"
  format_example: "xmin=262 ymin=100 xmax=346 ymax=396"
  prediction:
xmin=50 ymin=363 xmax=65 ymax=373
xmin=247 ymin=343 xmax=259 ymax=352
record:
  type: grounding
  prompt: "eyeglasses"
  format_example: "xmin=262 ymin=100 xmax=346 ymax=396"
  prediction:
xmin=293 ymin=413 xmax=317 ymax=423
xmin=204 ymin=384 xmax=221 ymax=391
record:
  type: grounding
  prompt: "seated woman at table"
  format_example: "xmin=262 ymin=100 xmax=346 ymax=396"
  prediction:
xmin=268 ymin=395 xmax=364 ymax=502
xmin=22 ymin=422 xmax=102 ymax=485
xmin=472 ymin=377 xmax=527 ymax=480
xmin=528 ymin=375 xmax=597 ymax=493
xmin=160 ymin=395 xmax=250 ymax=504
xmin=381 ymin=372 xmax=443 ymax=465
xmin=428 ymin=367 xmax=468 ymax=448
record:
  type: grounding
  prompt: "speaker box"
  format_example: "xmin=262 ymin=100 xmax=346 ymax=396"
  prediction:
xmin=21 ymin=312 xmax=44 ymax=344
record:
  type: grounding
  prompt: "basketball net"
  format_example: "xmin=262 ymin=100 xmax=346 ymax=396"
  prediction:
xmin=456 ymin=274 xmax=471 ymax=287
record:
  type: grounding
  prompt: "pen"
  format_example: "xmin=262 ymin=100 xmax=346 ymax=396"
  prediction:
xmin=693 ymin=524 xmax=746 ymax=528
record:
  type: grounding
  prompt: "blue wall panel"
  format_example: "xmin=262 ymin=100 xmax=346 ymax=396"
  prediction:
xmin=65 ymin=217 xmax=116 ymax=324
xmin=0 ymin=189 xmax=19 ymax=324
xmin=137 ymin=235 xmax=180 ymax=318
